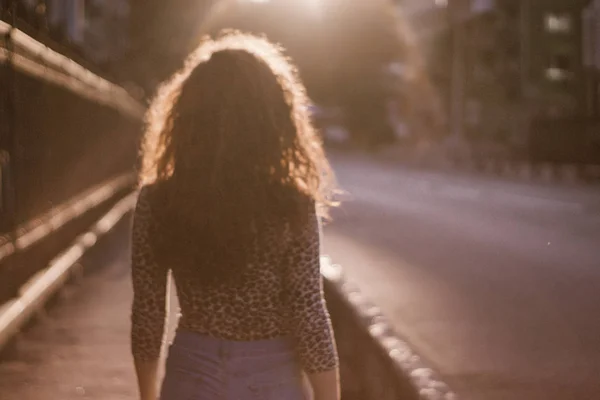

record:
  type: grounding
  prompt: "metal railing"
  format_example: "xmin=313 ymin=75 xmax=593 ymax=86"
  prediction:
xmin=0 ymin=19 xmax=143 ymax=234
xmin=0 ymin=18 xmax=143 ymax=311
xmin=0 ymin=187 xmax=137 ymax=351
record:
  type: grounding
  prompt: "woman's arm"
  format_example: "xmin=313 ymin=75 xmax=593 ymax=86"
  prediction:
xmin=130 ymin=189 xmax=168 ymax=400
xmin=285 ymin=204 xmax=340 ymax=400
xmin=307 ymin=369 xmax=340 ymax=400
xmin=133 ymin=359 xmax=161 ymax=400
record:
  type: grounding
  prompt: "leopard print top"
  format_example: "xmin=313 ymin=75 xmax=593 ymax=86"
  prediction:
xmin=130 ymin=186 xmax=338 ymax=374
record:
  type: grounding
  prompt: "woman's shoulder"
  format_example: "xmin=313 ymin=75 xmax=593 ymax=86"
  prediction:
xmin=135 ymin=183 xmax=164 ymax=216
xmin=137 ymin=182 xmax=167 ymax=204
xmin=138 ymin=181 xmax=160 ymax=195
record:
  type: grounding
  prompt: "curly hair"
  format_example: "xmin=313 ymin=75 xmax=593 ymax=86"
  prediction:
xmin=139 ymin=31 xmax=337 ymax=286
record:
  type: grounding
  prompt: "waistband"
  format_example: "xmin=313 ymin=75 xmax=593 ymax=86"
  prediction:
xmin=171 ymin=329 xmax=294 ymax=358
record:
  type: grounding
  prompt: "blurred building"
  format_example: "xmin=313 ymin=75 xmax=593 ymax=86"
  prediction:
xmin=398 ymin=0 xmax=600 ymax=163
xmin=83 ymin=0 xmax=130 ymax=69
xmin=46 ymin=0 xmax=130 ymax=72
xmin=46 ymin=0 xmax=86 ymax=44
xmin=392 ymin=0 xmax=453 ymax=135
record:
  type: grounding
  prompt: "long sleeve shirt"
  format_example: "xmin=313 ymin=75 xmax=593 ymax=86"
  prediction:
xmin=130 ymin=186 xmax=338 ymax=374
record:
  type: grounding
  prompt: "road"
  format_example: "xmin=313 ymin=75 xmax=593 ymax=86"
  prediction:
xmin=323 ymin=153 xmax=600 ymax=400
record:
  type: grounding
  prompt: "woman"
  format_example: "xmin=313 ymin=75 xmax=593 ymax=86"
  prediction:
xmin=130 ymin=32 xmax=340 ymax=400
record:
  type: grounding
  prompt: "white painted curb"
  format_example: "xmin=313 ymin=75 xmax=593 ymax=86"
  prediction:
xmin=321 ymin=258 xmax=457 ymax=400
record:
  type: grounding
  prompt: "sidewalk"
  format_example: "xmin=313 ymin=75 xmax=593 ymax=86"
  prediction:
xmin=0 ymin=223 xmax=139 ymax=400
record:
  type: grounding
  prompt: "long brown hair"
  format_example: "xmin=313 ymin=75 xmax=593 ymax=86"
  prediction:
xmin=139 ymin=31 xmax=336 ymax=286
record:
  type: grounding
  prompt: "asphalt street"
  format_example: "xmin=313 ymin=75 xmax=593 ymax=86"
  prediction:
xmin=324 ymin=153 xmax=600 ymax=400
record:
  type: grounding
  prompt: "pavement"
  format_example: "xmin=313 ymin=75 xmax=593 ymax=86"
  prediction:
xmin=323 ymin=153 xmax=600 ymax=400
xmin=0 ymin=222 xmax=140 ymax=400
xmin=1 ymin=153 xmax=599 ymax=400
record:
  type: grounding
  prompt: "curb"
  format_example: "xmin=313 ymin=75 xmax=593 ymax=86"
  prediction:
xmin=321 ymin=257 xmax=457 ymax=400
xmin=0 ymin=191 xmax=137 ymax=352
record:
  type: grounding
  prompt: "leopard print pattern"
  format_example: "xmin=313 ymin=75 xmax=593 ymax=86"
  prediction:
xmin=130 ymin=186 xmax=338 ymax=374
